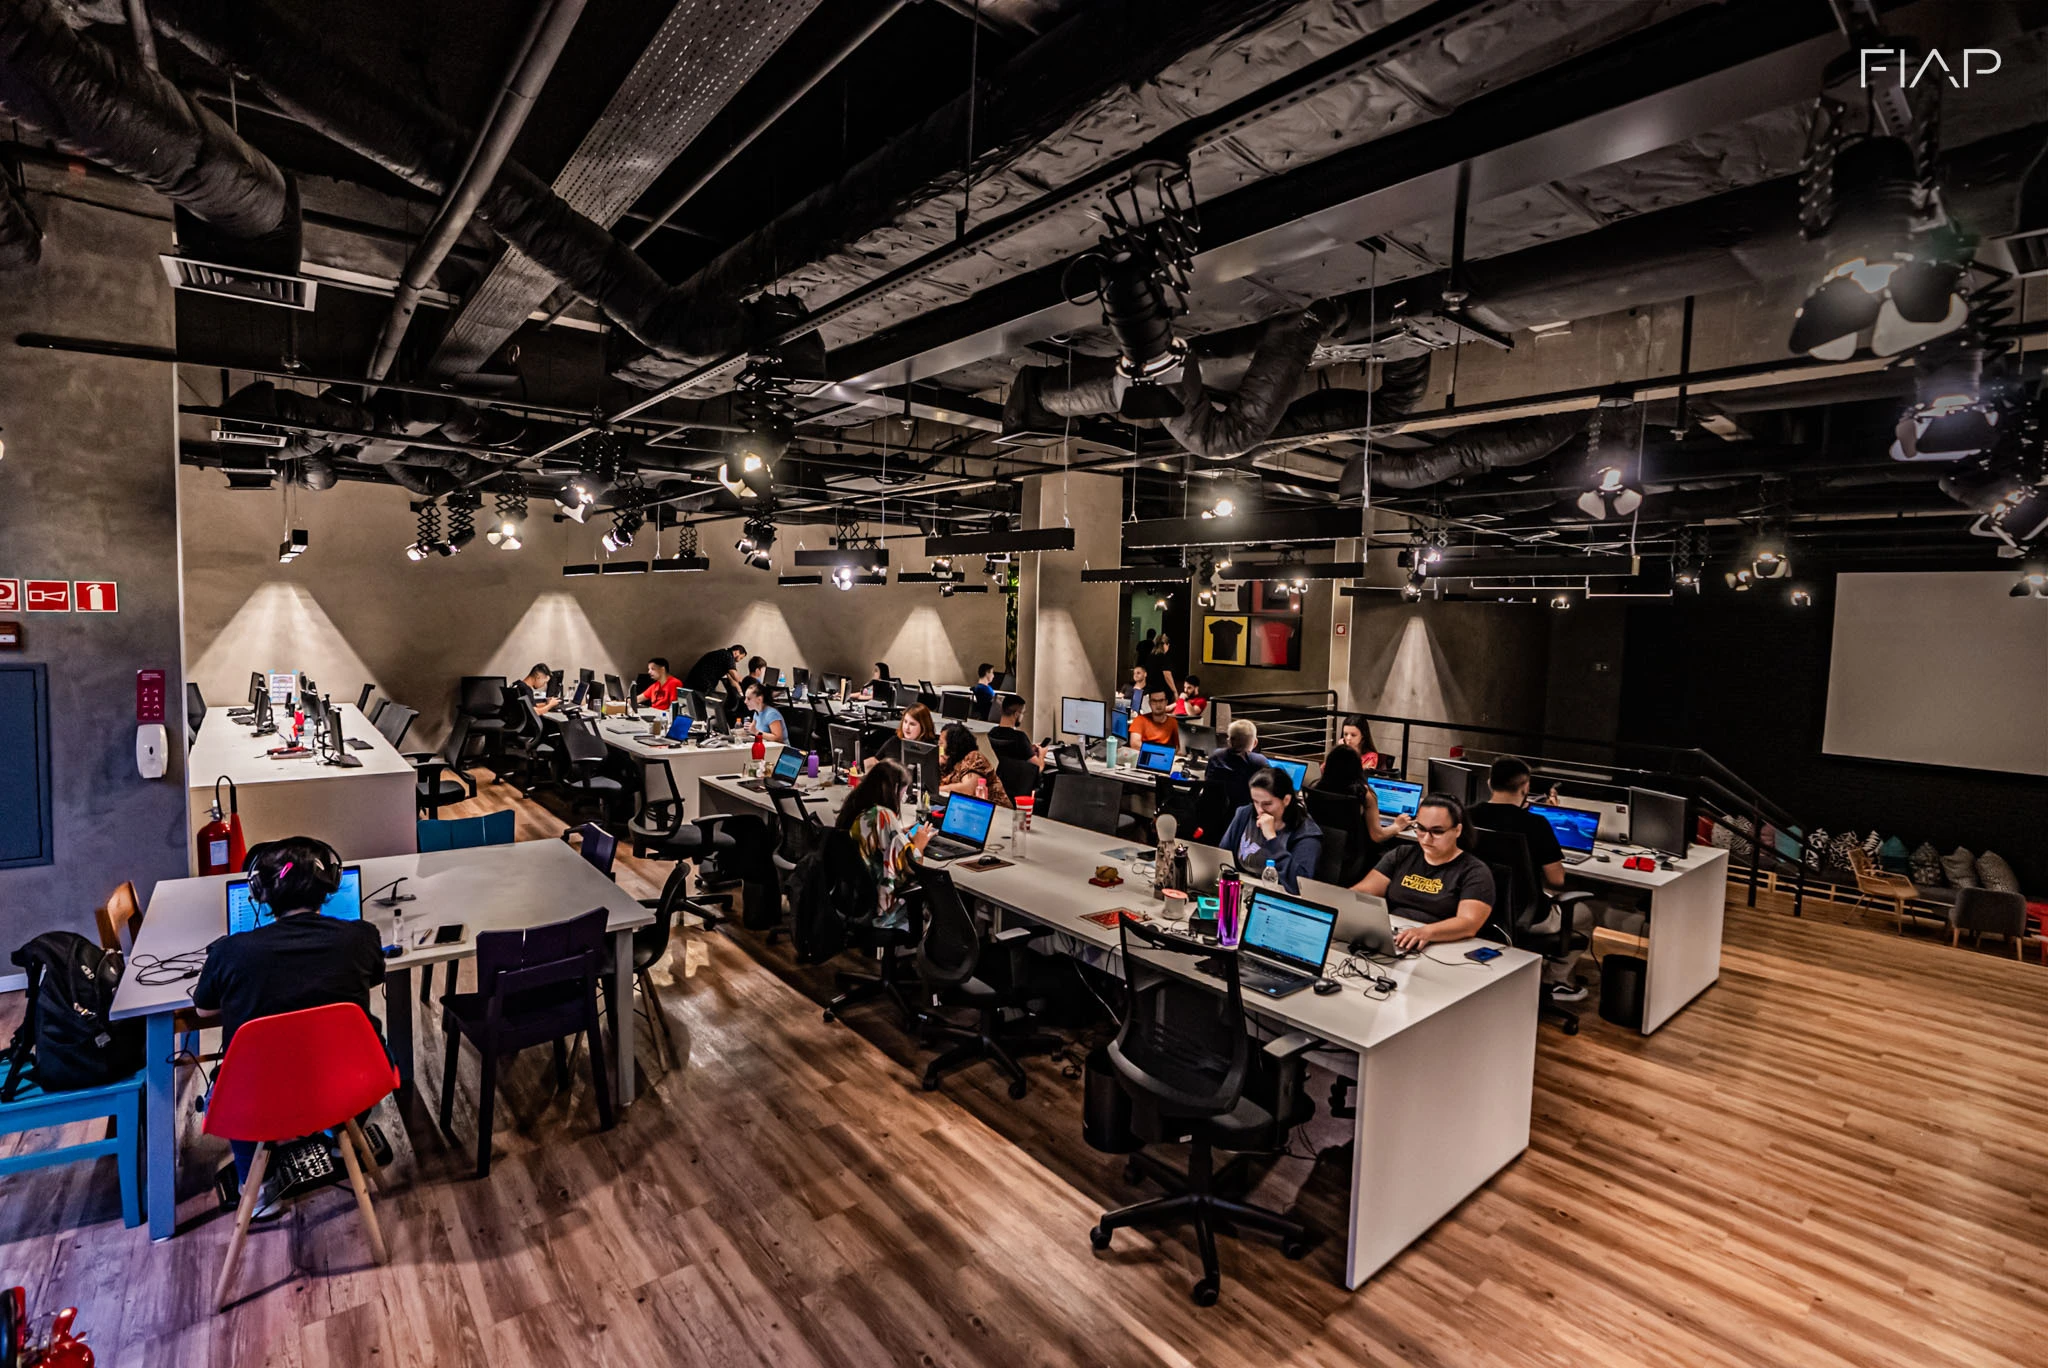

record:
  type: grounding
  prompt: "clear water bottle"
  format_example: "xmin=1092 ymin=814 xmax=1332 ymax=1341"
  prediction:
xmin=1261 ymin=859 xmax=1281 ymax=888
xmin=390 ymin=904 xmax=406 ymax=955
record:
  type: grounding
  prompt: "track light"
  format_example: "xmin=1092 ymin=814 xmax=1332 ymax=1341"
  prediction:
xmin=1675 ymin=568 xmax=1700 ymax=591
xmin=1200 ymin=496 xmax=1235 ymax=521
xmin=405 ymin=542 xmax=429 ymax=562
xmin=831 ymin=565 xmax=855 ymax=591
xmin=1753 ymin=547 xmax=1789 ymax=579
xmin=1726 ymin=568 xmax=1755 ymax=591
xmin=276 ymin=529 xmax=308 ymax=564
xmin=1576 ymin=466 xmax=1644 ymax=519
xmin=602 ymin=504 xmax=644 ymax=555
xmin=1549 ymin=594 xmax=1572 ymax=610
xmin=405 ymin=500 xmax=442 ymax=563
xmin=1891 ymin=350 xmax=1999 ymax=461
xmin=444 ymin=493 xmax=478 ymax=554
xmin=1789 ymin=587 xmax=1813 ymax=607
xmin=736 ymin=516 xmax=777 ymax=570
xmin=487 ymin=488 xmax=528 ymax=550
xmin=2010 ymin=565 xmax=2048 ymax=599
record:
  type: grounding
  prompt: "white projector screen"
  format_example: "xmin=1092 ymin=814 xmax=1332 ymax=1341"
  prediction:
xmin=1823 ymin=571 xmax=2048 ymax=776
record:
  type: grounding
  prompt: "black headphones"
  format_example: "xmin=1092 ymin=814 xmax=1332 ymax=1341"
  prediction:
xmin=243 ymin=837 xmax=343 ymax=909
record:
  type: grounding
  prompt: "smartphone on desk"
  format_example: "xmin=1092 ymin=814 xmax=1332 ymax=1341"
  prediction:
xmin=432 ymin=923 xmax=466 ymax=946
xmin=1465 ymin=946 xmax=1502 ymax=963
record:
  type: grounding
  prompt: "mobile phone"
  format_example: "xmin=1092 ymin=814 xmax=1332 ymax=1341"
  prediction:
xmin=433 ymin=923 xmax=467 ymax=945
xmin=1465 ymin=946 xmax=1502 ymax=963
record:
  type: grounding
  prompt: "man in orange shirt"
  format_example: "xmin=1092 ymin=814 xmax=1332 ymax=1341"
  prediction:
xmin=1128 ymin=684 xmax=1180 ymax=750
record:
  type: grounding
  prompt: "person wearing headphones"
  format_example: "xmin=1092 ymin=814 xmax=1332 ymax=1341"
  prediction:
xmin=192 ymin=836 xmax=388 ymax=1197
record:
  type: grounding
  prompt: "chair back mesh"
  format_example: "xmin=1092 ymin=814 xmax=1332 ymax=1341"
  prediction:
xmin=913 ymin=865 xmax=980 ymax=991
xmin=1110 ymin=917 xmax=1248 ymax=1117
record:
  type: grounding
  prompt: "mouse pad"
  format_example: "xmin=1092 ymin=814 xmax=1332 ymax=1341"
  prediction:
xmin=958 ymin=855 xmax=1014 ymax=872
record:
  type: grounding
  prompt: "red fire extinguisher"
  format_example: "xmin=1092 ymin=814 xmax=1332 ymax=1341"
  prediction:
xmin=196 ymin=775 xmax=247 ymax=876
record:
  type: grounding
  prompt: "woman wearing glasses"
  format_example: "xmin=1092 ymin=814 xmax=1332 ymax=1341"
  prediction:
xmin=1353 ymin=794 xmax=1496 ymax=954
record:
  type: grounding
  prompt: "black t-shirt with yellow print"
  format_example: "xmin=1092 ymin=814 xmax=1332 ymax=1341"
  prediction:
xmin=1373 ymin=843 xmax=1497 ymax=925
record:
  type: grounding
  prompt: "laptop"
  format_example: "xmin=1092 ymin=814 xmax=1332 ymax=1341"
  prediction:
xmin=1530 ymin=802 xmax=1601 ymax=865
xmin=922 ymin=793 xmax=997 ymax=861
xmin=225 ymin=866 xmax=364 ymax=936
xmin=1269 ymin=756 xmax=1309 ymax=790
xmin=1297 ymin=877 xmax=1400 ymax=957
xmin=1182 ymin=840 xmax=1234 ymax=893
xmin=1137 ymin=741 xmax=1176 ymax=775
xmin=666 ymin=712 xmax=696 ymax=743
xmin=1110 ymin=706 xmax=1130 ymax=743
xmin=1209 ymin=888 xmax=1338 ymax=998
xmin=741 ymin=747 xmax=804 ymax=792
xmin=1366 ymin=776 xmax=1423 ymax=819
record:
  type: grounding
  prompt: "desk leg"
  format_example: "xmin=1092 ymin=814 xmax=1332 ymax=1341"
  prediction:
xmin=613 ymin=929 xmax=637 ymax=1106
xmin=145 ymin=1012 xmax=176 ymax=1240
xmin=384 ymin=966 xmax=415 ymax=1091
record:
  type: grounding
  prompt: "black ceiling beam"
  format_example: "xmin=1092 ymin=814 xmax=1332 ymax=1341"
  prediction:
xmin=1426 ymin=555 xmax=1643 ymax=578
xmin=924 ymin=527 xmax=1075 ymax=555
xmin=826 ymin=0 xmax=1844 ymax=390
xmin=1123 ymin=507 xmax=1368 ymax=549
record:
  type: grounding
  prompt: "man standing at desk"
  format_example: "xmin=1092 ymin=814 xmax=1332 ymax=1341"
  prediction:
xmin=637 ymin=657 xmax=681 ymax=711
xmin=684 ymin=644 xmax=746 ymax=700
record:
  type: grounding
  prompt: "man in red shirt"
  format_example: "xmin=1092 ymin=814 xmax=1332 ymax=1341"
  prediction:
xmin=1173 ymin=674 xmax=1206 ymax=720
xmin=637 ymin=657 xmax=682 ymax=710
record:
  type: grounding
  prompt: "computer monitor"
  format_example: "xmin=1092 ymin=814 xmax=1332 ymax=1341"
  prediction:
xmin=940 ymin=691 xmax=972 ymax=720
xmin=828 ymin=722 xmax=862 ymax=772
xmin=1529 ymin=802 xmax=1600 ymax=857
xmin=225 ymin=865 xmax=363 ymax=936
xmin=901 ymin=738 xmax=941 ymax=795
xmin=791 ymin=667 xmax=810 ymax=697
xmin=605 ymin=674 xmax=626 ymax=705
xmin=570 ymin=679 xmax=590 ymax=709
xmin=247 ymin=671 xmax=265 ymax=706
xmin=579 ymin=667 xmax=596 ymax=684
xmin=1427 ymin=757 xmax=1488 ymax=809
xmin=1366 ymin=776 xmax=1424 ymax=819
xmin=545 ymin=668 xmax=564 ymax=699
xmin=1137 ymin=741 xmax=1177 ymax=774
xmin=1060 ymin=696 xmax=1106 ymax=740
xmin=1628 ymin=787 xmax=1689 ymax=857
xmin=249 ymin=689 xmax=273 ymax=732
xmin=666 ymin=712 xmax=695 ymax=743
xmin=1109 ymin=707 xmax=1130 ymax=743
xmin=769 ymin=747 xmax=804 ymax=784
xmin=935 ymin=792 xmax=996 ymax=850
xmin=759 ymin=665 xmax=781 ymax=689
xmin=676 ymin=688 xmax=704 ymax=722
xmin=997 ymin=671 xmax=1016 ymax=693
xmin=1269 ymin=756 xmax=1309 ymax=791
xmin=1240 ymin=889 xmax=1338 ymax=975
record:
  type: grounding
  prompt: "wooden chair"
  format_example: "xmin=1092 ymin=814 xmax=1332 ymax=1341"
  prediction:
xmin=1846 ymin=848 xmax=1922 ymax=934
xmin=97 ymin=883 xmax=212 ymax=1063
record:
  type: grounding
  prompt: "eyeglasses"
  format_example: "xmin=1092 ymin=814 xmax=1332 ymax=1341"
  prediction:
xmin=1414 ymin=824 xmax=1457 ymax=837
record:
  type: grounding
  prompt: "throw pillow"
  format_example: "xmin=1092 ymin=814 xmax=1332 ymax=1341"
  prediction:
xmin=1941 ymin=847 xmax=1980 ymax=890
xmin=1976 ymin=850 xmax=2023 ymax=895
xmin=1909 ymin=841 xmax=1943 ymax=887
xmin=1805 ymin=828 xmax=1829 ymax=870
xmin=1879 ymin=835 xmax=1910 ymax=872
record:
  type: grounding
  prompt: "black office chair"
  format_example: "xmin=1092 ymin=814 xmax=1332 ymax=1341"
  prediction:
xmin=406 ymin=714 xmax=477 ymax=817
xmin=1312 ymin=825 xmax=1350 ymax=884
xmin=1469 ymin=826 xmax=1594 ymax=1036
xmin=626 ymin=758 xmax=737 ymax=920
xmin=909 ymin=865 xmax=1064 ymax=1098
xmin=801 ymin=829 xmax=922 ymax=1028
xmin=555 ymin=715 xmax=625 ymax=820
xmin=499 ymin=696 xmax=557 ymax=792
xmin=1048 ymin=771 xmax=1123 ymax=836
xmin=367 ymin=697 xmax=389 ymax=725
xmin=969 ymin=692 xmax=995 ymax=723
xmin=375 ymin=703 xmax=418 ymax=749
xmin=438 ymin=907 xmax=614 ymax=1178
xmin=186 ymin=682 xmax=205 ymax=744
xmin=995 ymin=757 xmax=1042 ymax=811
xmin=457 ymin=676 xmax=508 ymax=767
xmin=766 ymin=783 xmax=826 ymax=944
xmin=1189 ymin=779 xmax=1237 ymax=846
xmin=1049 ymin=744 xmax=1087 ymax=773
xmin=571 ymin=823 xmax=694 ymax=1071
xmin=1088 ymin=917 xmax=1316 ymax=1305
xmin=355 ymin=683 xmax=374 ymax=711
xmin=784 ymin=705 xmax=816 ymax=753
xmin=1302 ymin=790 xmax=1369 ymax=884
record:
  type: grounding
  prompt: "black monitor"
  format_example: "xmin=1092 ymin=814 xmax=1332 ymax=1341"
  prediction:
xmin=1427 ymin=757 xmax=1488 ymax=810
xmin=939 ymin=691 xmax=972 ymax=720
xmin=901 ymin=738 xmax=941 ymax=796
xmin=1060 ymin=696 xmax=1106 ymax=740
xmin=250 ymin=689 xmax=273 ymax=732
xmin=872 ymin=678 xmax=898 ymax=707
xmin=545 ymin=668 xmax=563 ymax=698
xmin=676 ymin=687 xmax=703 ymax=721
xmin=1109 ymin=706 xmax=1130 ymax=743
xmin=791 ymin=667 xmax=810 ymax=696
xmin=997 ymin=671 xmax=1016 ymax=693
xmin=828 ymin=722 xmax=862 ymax=772
xmin=604 ymin=673 xmax=625 ymax=705
xmin=1628 ymin=786 xmax=1690 ymax=857
xmin=247 ymin=671 xmax=265 ymax=706
xmin=759 ymin=665 xmax=781 ymax=688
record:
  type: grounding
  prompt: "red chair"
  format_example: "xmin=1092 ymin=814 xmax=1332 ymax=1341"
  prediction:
xmin=202 ymin=1004 xmax=397 ymax=1310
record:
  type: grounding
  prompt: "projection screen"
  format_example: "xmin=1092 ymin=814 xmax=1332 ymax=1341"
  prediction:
xmin=1823 ymin=571 xmax=2048 ymax=776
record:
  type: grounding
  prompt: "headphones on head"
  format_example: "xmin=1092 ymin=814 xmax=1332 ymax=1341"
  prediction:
xmin=243 ymin=837 xmax=343 ymax=908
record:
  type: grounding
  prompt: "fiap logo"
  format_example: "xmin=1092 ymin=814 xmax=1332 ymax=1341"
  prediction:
xmin=1860 ymin=48 xmax=2001 ymax=89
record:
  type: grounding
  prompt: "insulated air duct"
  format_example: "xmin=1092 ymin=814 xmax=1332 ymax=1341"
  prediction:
xmin=0 ymin=0 xmax=285 ymax=235
xmin=0 ymin=172 xmax=38 ymax=271
xmin=1339 ymin=413 xmax=1586 ymax=496
xmin=214 ymin=381 xmax=528 ymax=496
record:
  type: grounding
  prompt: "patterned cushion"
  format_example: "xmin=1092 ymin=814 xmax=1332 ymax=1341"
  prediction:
xmin=1976 ymin=850 xmax=2023 ymax=895
xmin=1941 ymin=847 xmax=1980 ymax=890
xmin=1909 ymin=841 xmax=1944 ymax=887
xmin=1804 ymin=828 xmax=1829 ymax=870
xmin=1826 ymin=831 xmax=1862 ymax=879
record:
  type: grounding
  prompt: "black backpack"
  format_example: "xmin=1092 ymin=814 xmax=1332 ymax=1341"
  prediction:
xmin=2 ymin=932 xmax=145 ymax=1100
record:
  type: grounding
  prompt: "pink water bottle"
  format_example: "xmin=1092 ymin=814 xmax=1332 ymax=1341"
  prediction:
xmin=1216 ymin=868 xmax=1243 ymax=948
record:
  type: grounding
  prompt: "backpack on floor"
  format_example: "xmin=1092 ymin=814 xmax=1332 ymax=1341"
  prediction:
xmin=1 ymin=932 xmax=144 ymax=1100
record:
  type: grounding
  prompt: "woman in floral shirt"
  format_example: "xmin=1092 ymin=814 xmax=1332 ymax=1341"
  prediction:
xmin=834 ymin=759 xmax=931 ymax=930
xmin=936 ymin=723 xmax=1011 ymax=808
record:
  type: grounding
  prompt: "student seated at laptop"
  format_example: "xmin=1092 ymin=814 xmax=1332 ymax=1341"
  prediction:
xmin=1127 ymin=684 xmax=1180 ymax=749
xmin=937 ymin=723 xmax=1010 ymax=807
xmin=637 ymin=657 xmax=681 ymax=711
xmin=865 ymin=703 xmax=935 ymax=772
xmin=835 ymin=760 xmax=932 ymax=932
xmin=514 ymin=663 xmax=560 ymax=715
xmin=1353 ymin=795 xmax=1495 ymax=954
xmin=1218 ymin=767 xmax=1322 ymax=893
xmin=1466 ymin=757 xmax=1565 ymax=890
xmin=191 ymin=837 xmax=387 ymax=1187
xmin=1311 ymin=745 xmax=1411 ymax=854
xmin=744 ymin=681 xmax=786 ymax=744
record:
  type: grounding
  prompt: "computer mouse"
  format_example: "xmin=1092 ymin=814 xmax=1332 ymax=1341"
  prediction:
xmin=1311 ymin=977 xmax=1339 ymax=995
xmin=1594 ymin=854 xmax=1611 ymax=863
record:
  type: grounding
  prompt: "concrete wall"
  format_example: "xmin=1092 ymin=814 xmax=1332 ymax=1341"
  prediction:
xmin=0 ymin=195 xmax=189 ymax=958
xmin=1015 ymin=472 xmax=1119 ymax=740
xmin=1346 ymin=599 xmax=1554 ymax=772
xmin=179 ymin=472 xmax=1007 ymax=749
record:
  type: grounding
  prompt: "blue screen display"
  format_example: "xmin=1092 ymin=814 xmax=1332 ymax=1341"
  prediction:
xmin=226 ymin=866 xmax=364 ymax=936
xmin=666 ymin=712 xmax=695 ymax=742
xmin=771 ymin=748 xmax=803 ymax=781
xmin=1530 ymin=802 xmax=1600 ymax=854
xmin=1138 ymin=742 xmax=1176 ymax=773
xmin=939 ymin=793 xmax=996 ymax=845
xmin=1110 ymin=707 xmax=1130 ymax=742
xmin=1367 ymin=777 xmax=1423 ymax=818
xmin=1269 ymin=757 xmax=1308 ymax=791
xmin=1242 ymin=890 xmax=1336 ymax=971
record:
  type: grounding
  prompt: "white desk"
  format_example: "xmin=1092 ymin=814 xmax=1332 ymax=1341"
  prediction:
xmin=111 ymin=840 xmax=656 ymax=1239
xmin=186 ymin=705 xmax=416 ymax=872
xmin=1569 ymin=842 xmax=1730 ymax=1034
xmin=701 ymin=773 xmax=1539 ymax=1289
xmin=588 ymin=717 xmax=764 ymax=814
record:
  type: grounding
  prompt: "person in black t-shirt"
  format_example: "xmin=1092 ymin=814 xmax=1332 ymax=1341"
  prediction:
xmin=683 ymin=644 xmax=746 ymax=699
xmin=986 ymin=694 xmax=1045 ymax=769
xmin=192 ymin=837 xmax=387 ymax=1186
xmin=1355 ymin=796 xmax=1496 ymax=952
xmin=1466 ymin=757 xmax=1565 ymax=889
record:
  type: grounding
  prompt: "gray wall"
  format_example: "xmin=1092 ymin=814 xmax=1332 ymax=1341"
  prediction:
xmin=179 ymin=472 xmax=1008 ymax=748
xmin=0 ymin=195 xmax=189 ymax=961
xmin=1347 ymin=599 xmax=1554 ymax=770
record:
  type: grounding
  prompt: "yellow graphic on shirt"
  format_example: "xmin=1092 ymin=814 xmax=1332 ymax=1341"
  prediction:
xmin=1399 ymin=872 xmax=1445 ymax=895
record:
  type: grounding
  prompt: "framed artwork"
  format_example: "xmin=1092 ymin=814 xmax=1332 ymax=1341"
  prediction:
xmin=1247 ymin=616 xmax=1302 ymax=669
xmin=1202 ymin=615 xmax=1248 ymax=666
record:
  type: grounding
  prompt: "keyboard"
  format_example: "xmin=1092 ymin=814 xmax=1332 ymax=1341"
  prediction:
xmin=923 ymin=835 xmax=983 ymax=861
xmin=1198 ymin=954 xmax=1316 ymax=998
xmin=1563 ymin=851 xmax=1591 ymax=865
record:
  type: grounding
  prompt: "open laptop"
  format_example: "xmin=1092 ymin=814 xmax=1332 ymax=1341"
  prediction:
xmin=1366 ymin=776 xmax=1423 ymax=819
xmin=1206 ymin=887 xmax=1338 ymax=997
xmin=1136 ymin=741 xmax=1176 ymax=775
xmin=1530 ymin=802 xmax=1601 ymax=865
xmin=225 ymin=865 xmax=364 ymax=936
xmin=1182 ymin=840 xmax=1234 ymax=893
xmin=741 ymin=746 xmax=804 ymax=792
xmin=922 ymin=793 xmax=997 ymax=861
xmin=1297 ymin=876 xmax=1399 ymax=956
xmin=1268 ymin=756 xmax=1309 ymax=790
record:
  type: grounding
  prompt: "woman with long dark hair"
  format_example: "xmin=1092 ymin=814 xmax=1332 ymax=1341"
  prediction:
xmin=835 ymin=760 xmax=930 ymax=929
xmin=936 ymin=723 xmax=1010 ymax=806
xmin=1218 ymin=766 xmax=1323 ymax=892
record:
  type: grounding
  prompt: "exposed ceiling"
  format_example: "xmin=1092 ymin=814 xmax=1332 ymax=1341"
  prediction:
xmin=8 ymin=0 xmax=2048 ymax=586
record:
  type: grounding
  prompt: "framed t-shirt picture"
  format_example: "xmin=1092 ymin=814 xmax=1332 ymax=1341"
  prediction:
xmin=1203 ymin=615 xmax=1248 ymax=666
xmin=1249 ymin=616 xmax=1302 ymax=669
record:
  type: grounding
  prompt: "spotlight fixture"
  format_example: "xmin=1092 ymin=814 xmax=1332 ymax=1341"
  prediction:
xmin=444 ymin=491 xmax=479 ymax=553
xmin=1576 ymin=466 xmax=1645 ymax=519
xmin=1726 ymin=567 xmax=1755 ymax=592
xmin=1675 ymin=567 xmax=1700 ymax=591
xmin=1549 ymin=594 xmax=1572 ymax=610
xmin=1200 ymin=496 xmax=1235 ymax=521
xmin=1789 ymin=587 xmax=1813 ymax=607
xmin=652 ymin=524 xmax=708 ymax=572
xmin=276 ymin=528 xmax=308 ymax=564
xmin=601 ymin=500 xmax=645 ymax=555
xmin=1752 ymin=546 xmax=1789 ymax=579
xmin=721 ymin=357 xmax=793 ymax=499
xmin=404 ymin=500 xmax=443 ymax=562
xmin=2010 ymin=565 xmax=2048 ymax=599
xmin=557 ymin=435 xmax=618 ymax=521
xmin=1400 ymin=580 xmax=1424 ymax=602
xmin=1066 ymin=164 xmax=1197 ymax=421
xmin=736 ymin=515 xmax=777 ymax=570
xmin=1891 ymin=349 xmax=1999 ymax=461
xmin=486 ymin=488 xmax=528 ymax=550
xmin=831 ymin=565 xmax=855 ymax=591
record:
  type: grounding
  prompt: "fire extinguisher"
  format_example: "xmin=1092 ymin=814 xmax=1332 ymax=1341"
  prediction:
xmin=196 ymin=775 xmax=246 ymax=876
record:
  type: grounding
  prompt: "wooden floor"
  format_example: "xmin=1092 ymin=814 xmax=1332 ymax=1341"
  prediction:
xmin=5 ymin=777 xmax=2048 ymax=1366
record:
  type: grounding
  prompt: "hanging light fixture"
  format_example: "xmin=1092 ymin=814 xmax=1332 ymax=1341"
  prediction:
xmin=1577 ymin=465 xmax=1645 ymax=519
xmin=444 ymin=491 xmax=479 ymax=554
xmin=404 ymin=500 xmax=442 ymax=562
xmin=1066 ymin=164 xmax=1197 ymax=421
xmin=1789 ymin=587 xmax=1814 ymax=607
xmin=2010 ymin=564 xmax=2048 ymax=599
xmin=486 ymin=486 xmax=528 ymax=550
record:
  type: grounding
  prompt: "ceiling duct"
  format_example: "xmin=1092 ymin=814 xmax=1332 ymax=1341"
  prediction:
xmin=0 ymin=0 xmax=286 ymax=236
xmin=0 ymin=174 xmax=38 ymax=271
xmin=210 ymin=380 xmax=529 ymax=495
xmin=1338 ymin=413 xmax=1586 ymax=496
xmin=161 ymin=174 xmax=314 ymax=310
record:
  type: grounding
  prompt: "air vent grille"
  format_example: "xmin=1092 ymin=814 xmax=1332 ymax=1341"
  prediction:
xmin=160 ymin=256 xmax=317 ymax=310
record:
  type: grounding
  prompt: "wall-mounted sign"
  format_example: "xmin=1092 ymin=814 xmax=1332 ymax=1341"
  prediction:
xmin=24 ymin=581 xmax=70 ymax=612
xmin=74 ymin=581 xmax=118 ymax=613
xmin=0 ymin=580 xmax=17 ymax=614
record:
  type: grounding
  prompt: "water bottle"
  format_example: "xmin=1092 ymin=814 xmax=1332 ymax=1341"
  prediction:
xmin=1105 ymin=737 xmax=1118 ymax=769
xmin=1261 ymin=859 xmax=1281 ymax=888
xmin=1217 ymin=868 xmax=1242 ymax=948
xmin=390 ymin=904 xmax=406 ymax=955
xmin=805 ymin=749 xmax=819 ymax=779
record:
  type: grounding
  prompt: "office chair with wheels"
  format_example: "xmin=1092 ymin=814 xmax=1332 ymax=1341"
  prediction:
xmin=555 ymin=716 xmax=626 ymax=821
xmin=1470 ymin=827 xmax=1594 ymax=1036
xmin=1047 ymin=771 xmax=1123 ymax=836
xmin=1302 ymin=790 xmax=1369 ymax=884
xmin=567 ymin=822 xmax=690 ymax=1069
xmin=499 ymin=696 xmax=557 ymax=792
xmin=354 ymin=683 xmax=373 ymax=711
xmin=767 ymin=784 xmax=825 ymax=944
xmin=456 ymin=676 xmax=508 ymax=768
xmin=801 ymin=830 xmax=922 ymax=1028
xmin=405 ymin=714 xmax=477 ymax=817
xmin=1088 ymin=917 xmax=1316 ymax=1306
xmin=438 ymin=907 xmax=614 ymax=1178
xmin=969 ymin=692 xmax=995 ymax=722
xmin=995 ymin=758 xmax=1042 ymax=812
xmin=367 ymin=698 xmax=389 ymax=725
xmin=910 ymin=866 xmax=1063 ymax=1098
xmin=626 ymin=759 xmax=738 ymax=920
xmin=374 ymin=704 xmax=417 ymax=750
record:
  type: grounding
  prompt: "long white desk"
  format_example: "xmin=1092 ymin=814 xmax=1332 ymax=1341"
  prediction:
xmin=111 ymin=840 xmax=658 ymax=1239
xmin=586 ymin=715 xmax=764 ymax=814
xmin=185 ymin=704 xmax=416 ymax=872
xmin=1568 ymin=842 xmax=1730 ymax=1033
xmin=700 ymin=773 xmax=1540 ymax=1289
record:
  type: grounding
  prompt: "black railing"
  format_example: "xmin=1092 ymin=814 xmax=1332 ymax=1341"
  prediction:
xmin=1210 ymin=693 xmax=1811 ymax=916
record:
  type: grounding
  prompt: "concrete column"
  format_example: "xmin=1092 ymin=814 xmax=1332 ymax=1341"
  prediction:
xmin=1015 ymin=472 xmax=1120 ymax=740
